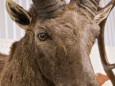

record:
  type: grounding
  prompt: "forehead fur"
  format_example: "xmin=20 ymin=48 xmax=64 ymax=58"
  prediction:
xmin=35 ymin=10 xmax=100 ymax=36
xmin=27 ymin=4 xmax=100 ymax=49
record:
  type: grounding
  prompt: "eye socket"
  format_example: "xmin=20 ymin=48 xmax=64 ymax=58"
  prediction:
xmin=37 ymin=33 xmax=50 ymax=41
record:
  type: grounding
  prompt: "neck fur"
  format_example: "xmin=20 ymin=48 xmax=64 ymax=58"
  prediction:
xmin=0 ymin=34 xmax=47 ymax=86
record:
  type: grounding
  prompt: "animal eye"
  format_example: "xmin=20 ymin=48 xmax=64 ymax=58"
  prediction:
xmin=37 ymin=33 xmax=50 ymax=41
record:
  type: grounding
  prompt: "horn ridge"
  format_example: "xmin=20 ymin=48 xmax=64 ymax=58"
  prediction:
xmin=70 ymin=0 xmax=100 ymax=18
xmin=32 ymin=0 xmax=66 ymax=18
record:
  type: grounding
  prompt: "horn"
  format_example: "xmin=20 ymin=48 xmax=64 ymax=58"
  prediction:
xmin=97 ymin=0 xmax=115 ymax=85
xmin=32 ymin=0 xmax=66 ymax=18
xmin=70 ymin=0 xmax=100 ymax=4
xmin=70 ymin=0 xmax=100 ymax=17
xmin=94 ymin=5 xmax=113 ymax=24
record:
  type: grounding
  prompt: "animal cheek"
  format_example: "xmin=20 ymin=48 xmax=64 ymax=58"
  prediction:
xmin=64 ymin=39 xmax=76 ymax=46
xmin=91 ymin=24 xmax=100 ymax=38
xmin=35 ymin=42 xmax=57 ymax=56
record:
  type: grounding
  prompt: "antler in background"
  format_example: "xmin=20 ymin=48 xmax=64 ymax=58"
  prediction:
xmin=97 ymin=0 xmax=115 ymax=85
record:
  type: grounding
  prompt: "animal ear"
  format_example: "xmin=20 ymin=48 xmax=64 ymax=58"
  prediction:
xmin=6 ymin=0 xmax=32 ymax=28
xmin=94 ymin=5 xmax=113 ymax=24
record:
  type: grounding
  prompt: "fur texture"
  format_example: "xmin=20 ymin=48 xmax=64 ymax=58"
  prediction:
xmin=1 ymin=1 xmax=100 ymax=86
xmin=0 ymin=53 xmax=8 ymax=77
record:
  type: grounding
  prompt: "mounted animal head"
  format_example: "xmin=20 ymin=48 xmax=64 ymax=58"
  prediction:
xmin=2 ymin=0 xmax=114 ymax=86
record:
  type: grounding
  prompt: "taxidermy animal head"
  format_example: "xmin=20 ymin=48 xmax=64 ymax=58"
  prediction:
xmin=1 ymin=0 xmax=114 ymax=86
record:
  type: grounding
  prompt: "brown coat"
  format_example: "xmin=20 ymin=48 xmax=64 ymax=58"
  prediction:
xmin=0 ymin=53 xmax=8 ymax=77
xmin=0 ymin=0 xmax=106 ymax=86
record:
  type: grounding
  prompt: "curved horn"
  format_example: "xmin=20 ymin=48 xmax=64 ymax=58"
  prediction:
xmin=70 ymin=0 xmax=100 ymax=4
xmin=97 ymin=0 xmax=115 ymax=85
xmin=32 ymin=0 xmax=66 ymax=18
xmin=70 ymin=0 xmax=100 ymax=17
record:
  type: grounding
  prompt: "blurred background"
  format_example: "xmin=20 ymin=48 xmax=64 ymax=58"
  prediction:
xmin=0 ymin=0 xmax=115 ymax=85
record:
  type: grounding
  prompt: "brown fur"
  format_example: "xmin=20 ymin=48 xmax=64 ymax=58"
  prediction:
xmin=1 ymin=2 xmax=100 ymax=86
xmin=0 ymin=53 xmax=8 ymax=60
xmin=0 ymin=53 xmax=8 ymax=77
